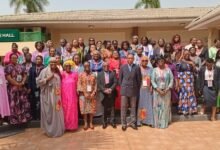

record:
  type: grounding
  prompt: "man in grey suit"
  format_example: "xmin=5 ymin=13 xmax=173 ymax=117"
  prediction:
xmin=119 ymin=53 xmax=142 ymax=131
xmin=56 ymin=38 xmax=67 ymax=56
xmin=97 ymin=62 xmax=117 ymax=129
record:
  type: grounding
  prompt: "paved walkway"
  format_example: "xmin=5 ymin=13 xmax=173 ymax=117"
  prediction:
xmin=0 ymin=121 xmax=220 ymax=150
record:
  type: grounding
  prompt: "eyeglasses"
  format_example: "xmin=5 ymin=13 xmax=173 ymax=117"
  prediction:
xmin=142 ymin=60 xmax=148 ymax=62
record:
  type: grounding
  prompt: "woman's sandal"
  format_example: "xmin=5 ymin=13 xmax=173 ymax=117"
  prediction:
xmin=90 ymin=124 xmax=94 ymax=130
xmin=211 ymin=117 xmax=216 ymax=121
xmin=83 ymin=125 xmax=88 ymax=131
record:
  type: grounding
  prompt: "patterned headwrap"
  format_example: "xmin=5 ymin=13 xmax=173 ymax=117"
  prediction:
xmin=63 ymin=60 xmax=75 ymax=67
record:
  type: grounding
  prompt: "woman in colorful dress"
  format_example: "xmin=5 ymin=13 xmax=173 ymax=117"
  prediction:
xmin=96 ymin=41 xmax=103 ymax=52
xmin=199 ymin=58 xmax=218 ymax=121
xmin=77 ymin=62 xmax=97 ymax=130
xmin=72 ymin=39 xmax=83 ymax=62
xmin=0 ymin=64 xmax=10 ymax=125
xmin=32 ymin=41 xmax=48 ymax=64
xmin=4 ymin=43 xmax=23 ymax=65
xmin=151 ymin=56 xmax=173 ymax=129
xmin=109 ymin=50 xmax=121 ymax=109
xmin=172 ymin=34 xmax=182 ymax=52
xmin=85 ymin=44 xmax=97 ymax=61
xmin=61 ymin=61 xmax=78 ymax=130
xmin=112 ymin=40 xmax=121 ymax=52
xmin=62 ymin=43 xmax=75 ymax=62
xmin=177 ymin=50 xmax=197 ymax=115
xmin=36 ymin=57 xmax=65 ymax=137
xmin=164 ymin=43 xmax=174 ymax=56
xmin=171 ymin=34 xmax=183 ymax=62
xmin=101 ymin=40 xmax=112 ymax=61
xmin=89 ymin=50 xmax=103 ymax=76
xmin=72 ymin=54 xmax=84 ymax=73
xmin=134 ymin=46 xmax=144 ymax=66
xmin=89 ymin=51 xmax=103 ymax=116
xmin=141 ymin=36 xmax=154 ymax=58
xmin=5 ymin=53 xmax=31 ymax=124
xmin=119 ymin=41 xmax=133 ymax=63
xmin=137 ymin=56 xmax=153 ymax=127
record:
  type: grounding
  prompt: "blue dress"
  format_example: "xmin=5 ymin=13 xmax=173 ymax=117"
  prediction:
xmin=137 ymin=66 xmax=154 ymax=126
xmin=177 ymin=61 xmax=197 ymax=114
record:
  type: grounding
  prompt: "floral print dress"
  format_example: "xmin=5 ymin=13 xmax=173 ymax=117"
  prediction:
xmin=5 ymin=64 xmax=31 ymax=124
xmin=177 ymin=61 xmax=197 ymax=114
xmin=77 ymin=72 xmax=97 ymax=114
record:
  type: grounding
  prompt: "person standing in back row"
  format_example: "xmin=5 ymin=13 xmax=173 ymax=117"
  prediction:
xmin=119 ymin=53 xmax=142 ymax=131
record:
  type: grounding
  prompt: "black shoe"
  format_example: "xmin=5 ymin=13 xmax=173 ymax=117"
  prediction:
xmin=110 ymin=123 xmax=116 ymax=128
xmin=122 ymin=125 xmax=127 ymax=131
xmin=102 ymin=123 xmax=107 ymax=129
xmin=130 ymin=124 xmax=138 ymax=130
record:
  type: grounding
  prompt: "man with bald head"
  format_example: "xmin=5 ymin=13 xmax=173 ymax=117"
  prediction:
xmin=97 ymin=62 xmax=117 ymax=129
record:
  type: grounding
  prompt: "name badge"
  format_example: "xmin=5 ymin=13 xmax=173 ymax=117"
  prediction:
xmin=143 ymin=80 xmax=148 ymax=87
xmin=16 ymin=75 xmax=23 ymax=82
xmin=160 ymin=82 xmax=166 ymax=90
xmin=35 ymin=91 xmax=40 ymax=97
xmin=143 ymin=76 xmax=150 ymax=87
xmin=94 ymin=72 xmax=98 ymax=77
xmin=0 ymin=78 xmax=3 ymax=85
xmin=87 ymin=85 xmax=92 ymax=92
xmin=208 ymin=80 xmax=213 ymax=87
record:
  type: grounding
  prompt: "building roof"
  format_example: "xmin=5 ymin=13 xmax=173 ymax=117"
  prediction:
xmin=186 ymin=5 xmax=220 ymax=30
xmin=0 ymin=7 xmax=213 ymax=24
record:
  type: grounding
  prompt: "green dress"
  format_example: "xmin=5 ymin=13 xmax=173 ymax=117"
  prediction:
xmin=44 ymin=56 xmax=51 ymax=66
xmin=151 ymin=67 xmax=173 ymax=129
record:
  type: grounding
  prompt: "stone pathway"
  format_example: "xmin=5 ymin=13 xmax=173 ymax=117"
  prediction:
xmin=0 ymin=121 xmax=220 ymax=150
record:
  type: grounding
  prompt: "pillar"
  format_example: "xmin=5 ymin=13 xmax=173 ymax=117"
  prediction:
xmin=208 ymin=28 xmax=219 ymax=47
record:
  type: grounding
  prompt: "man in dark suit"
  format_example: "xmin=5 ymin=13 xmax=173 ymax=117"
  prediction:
xmin=56 ymin=38 xmax=67 ymax=56
xmin=119 ymin=53 xmax=142 ymax=131
xmin=97 ymin=62 xmax=117 ymax=129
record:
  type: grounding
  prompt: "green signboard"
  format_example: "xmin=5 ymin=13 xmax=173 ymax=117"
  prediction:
xmin=0 ymin=29 xmax=20 ymax=42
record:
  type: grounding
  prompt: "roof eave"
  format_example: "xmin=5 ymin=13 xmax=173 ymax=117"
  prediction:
xmin=186 ymin=6 xmax=220 ymax=30
xmin=0 ymin=17 xmax=194 ymax=25
xmin=187 ymin=13 xmax=220 ymax=31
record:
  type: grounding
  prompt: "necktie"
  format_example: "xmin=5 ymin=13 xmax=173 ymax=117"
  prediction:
xmin=105 ymin=72 xmax=109 ymax=84
xmin=128 ymin=65 xmax=132 ymax=72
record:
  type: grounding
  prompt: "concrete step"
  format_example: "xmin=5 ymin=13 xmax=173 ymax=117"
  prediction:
xmin=3 ymin=113 xmax=220 ymax=128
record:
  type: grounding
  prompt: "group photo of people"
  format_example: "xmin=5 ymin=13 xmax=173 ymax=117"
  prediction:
xmin=0 ymin=34 xmax=220 ymax=137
